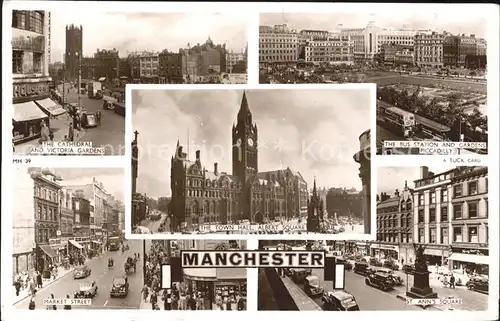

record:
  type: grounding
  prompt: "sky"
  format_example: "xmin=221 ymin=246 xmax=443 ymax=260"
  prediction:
xmin=377 ymin=166 xmax=457 ymax=195
xmin=51 ymin=168 xmax=125 ymax=202
xmin=132 ymin=89 xmax=371 ymax=198
xmin=260 ymin=12 xmax=487 ymax=38
xmin=49 ymin=12 xmax=249 ymax=62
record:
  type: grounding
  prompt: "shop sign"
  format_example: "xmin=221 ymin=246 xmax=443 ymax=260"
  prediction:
xmin=452 ymin=247 xmax=488 ymax=256
xmin=13 ymin=82 xmax=50 ymax=101
xmin=370 ymin=243 xmax=398 ymax=251
xmin=48 ymin=238 xmax=60 ymax=246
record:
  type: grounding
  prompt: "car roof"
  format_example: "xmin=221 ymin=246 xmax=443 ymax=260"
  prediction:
xmin=306 ymin=275 xmax=319 ymax=281
xmin=329 ymin=291 xmax=354 ymax=300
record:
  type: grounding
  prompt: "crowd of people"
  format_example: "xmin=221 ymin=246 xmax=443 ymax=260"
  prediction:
xmin=143 ymin=241 xmax=246 ymax=310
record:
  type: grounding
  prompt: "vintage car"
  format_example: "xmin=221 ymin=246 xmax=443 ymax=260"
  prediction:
xmin=74 ymin=281 xmax=98 ymax=298
xmin=466 ymin=276 xmax=489 ymax=294
xmin=322 ymin=290 xmax=360 ymax=311
xmin=374 ymin=268 xmax=404 ymax=286
xmin=353 ymin=260 xmax=370 ymax=276
xmin=383 ymin=260 xmax=400 ymax=271
xmin=402 ymin=264 xmax=415 ymax=275
xmin=102 ymin=95 xmax=117 ymax=110
xmin=73 ymin=265 xmax=92 ymax=279
xmin=335 ymin=256 xmax=353 ymax=271
xmin=290 ymin=268 xmax=312 ymax=283
xmin=81 ymin=110 xmax=97 ymax=128
xmin=110 ymin=276 xmax=129 ymax=297
xmin=365 ymin=271 xmax=395 ymax=291
xmin=303 ymin=275 xmax=324 ymax=297
xmin=369 ymin=257 xmax=383 ymax=267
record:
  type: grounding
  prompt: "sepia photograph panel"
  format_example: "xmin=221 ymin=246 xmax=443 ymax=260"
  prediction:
xmin=130 ymin=87 xmax=372 ymax=236
xmin=12 ymin=9 xmax=248 ymax=156
xmin=258 ymin=12 xmax=488 ymax=156
xmin=142 ymin=239 xmax=247 ymax=310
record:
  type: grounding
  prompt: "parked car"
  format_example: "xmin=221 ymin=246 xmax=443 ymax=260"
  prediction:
xmin=290 ymin=268 xmax=311 ymax=283
xmin=73 ymin=265 xmax=92 ymax=279
xmin=466 ymin=276 xmax=489 ymax=294
xmin=369 ymin=257 xmax=383 ymax=267
xmin=383 ymin=260 xmax=400 ymax=271
xmin=365 ymin=271 xmax=395 ymax=291
xmin=110 ymin=276 xmax=129 ymax=297
xmin=304 ymin=275 xmax=324 ymax=297
xmin=403 ymin=264 xmax=415 ymax=275
xmin=354 ymin=260 xmax=370 ymax=276
xmin=322 ymin=290 xmax=360 ymax=311
xmin=74 ymin=281 xmax=98 ymax=298
xmin=375 ymin=268 xmax=404 ymax=286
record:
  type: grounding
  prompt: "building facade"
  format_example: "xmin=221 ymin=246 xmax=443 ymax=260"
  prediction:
xmin=12 ymin=10 xmax=52 ymax=145
xmin=94 ymin=48 xmax=120 ymax=80
xmin=457 ymin=34 xmax=478 ymax=67
xmin=414 ymin=31 xmax=445 ymax=69
xmin=169 ymin=92 xmax=307 ymax=230
xmin=259 ymin=24 xmax=298 ymax=66
xmin=72 ymin=192 xmax=91 ymax=237
xmin=226 ymin=50 xmax=246 ymax=73
xmin=448 ymin=166 xmax=488 ymax=275
xmin=304 ymin=36 xmax=354 ymax=65
xmin=379 ymin=44 xmax=414 ymax=66
xmin=59 ymin=187 xmax=75 ymax=238
xmin=65 ymin=24 xmax=83 ymax=80
xmin=180 ymin=38 xmax=227 ymax=83
xmin=32 ymin=168 xmax=62 ymax=273
xmin=159 ymin=50 xmax=183 ymax=83
xmin=353 ymin=129 xmax=371 ymax=234
xmin=139 ymin=51 xmax=159 ymax=83
xmin=326 ymin=188 xmax=362 ymax=219
xmin=443 ymin=35 xmax=459 ymax=67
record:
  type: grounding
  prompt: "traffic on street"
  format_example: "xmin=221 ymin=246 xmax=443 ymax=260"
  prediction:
xmin=15 ymin=241 xmax=144 ymax=310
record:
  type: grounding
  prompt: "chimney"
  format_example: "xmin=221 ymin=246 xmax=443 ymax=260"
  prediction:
xmin=214 ymin=163 xmax=218 ymax=175
xmin=394 ymin=189 xmax=400 ymax=197
xmin=196 ymin=150 xmax=200 ymax=162
xmin=420 ymin=166 xmax=429 ymax=179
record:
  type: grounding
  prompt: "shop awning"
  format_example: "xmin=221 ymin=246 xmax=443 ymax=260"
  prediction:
xmin=35 ymin=98 xmax=66 ymax=116
xmin=448 ymin=253 xmax=489 ymax=265
xmin=216 ymin=268 xmax=247 ymax=280
xmin=92 ymin=240 xmax=102 ymax=244
xmin=69 ymin=239 xmax=84 ymax=249
xmin=183 ymin=268 xmax=217 ymax=280
xmin=39 ymin=244 xmax=58 ymax=258
xmin=13 ymin=101 xmax=47 ymax=122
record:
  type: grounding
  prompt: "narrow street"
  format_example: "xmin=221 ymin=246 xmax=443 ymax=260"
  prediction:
xmin=14 ymin=241 xmax=144 ymax=310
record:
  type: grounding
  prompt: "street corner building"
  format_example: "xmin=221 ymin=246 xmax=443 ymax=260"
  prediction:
xmin=143 ymin=239 xmax=247 ymax=310
xmin=11 ymin=167 xmax=141 ymax=309
xmin=12 ymin=10 xmax=68 ymax=150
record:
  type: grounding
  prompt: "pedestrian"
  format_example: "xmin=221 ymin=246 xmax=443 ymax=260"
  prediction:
xmin=36 ymin=271 xmax=43 ymax=288
xmin=96 ymin=109 xmax=102 ymax=126
xmin=141 ymin=284 xmax=149 ymax=302
xmin=29 ymin=296 xmax=36 ymax=310
xmin=68 ymin=123 xmax=74 ymax=142
xmin=39 ymin=122 xmax=50 ymax=144
xmin=150 ymin=290 xmax=158 ymax=310
xmin=450 ymin=274 xmax=456 ymax=289
xmin=64 ymin=294 xmax=72 ymax=310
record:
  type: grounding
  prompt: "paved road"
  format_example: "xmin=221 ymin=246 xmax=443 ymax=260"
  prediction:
xmin=15 ymin=241 xmax=144 ymax=310
xmin=308 ymin=268 xmax=421 ymax=311
xmin=58 ymin=85 xmax=125 ymax=156
xmin=139 ymin=214 xmax=167 ymax=233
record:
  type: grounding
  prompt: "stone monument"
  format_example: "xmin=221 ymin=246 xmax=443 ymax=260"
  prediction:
xmin=406 ymin=244 xmax=438 ymax=299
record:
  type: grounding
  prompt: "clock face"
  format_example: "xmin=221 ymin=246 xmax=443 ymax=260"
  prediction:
xmin=236 ymin=138 xmax=242 ymax=145
xmin=247 ymin=138 xmax=254 ymax=147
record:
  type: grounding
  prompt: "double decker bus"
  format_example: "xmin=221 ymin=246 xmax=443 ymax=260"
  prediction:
xmin=414 ymin=115 xmax=451 ymax=141
xmin=377 ymin=100 xmax=415 ymax=138
xmin=108 ymin=236 xmax=121 ymax=251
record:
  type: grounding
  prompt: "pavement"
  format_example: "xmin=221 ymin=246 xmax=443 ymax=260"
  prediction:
xmin=58 ymin=85 xmax=125 ymax=156
xmin=14 ymin=241 xmax=145 ymax=310
xmin=280 ymin=272 xmax=322 ymax=310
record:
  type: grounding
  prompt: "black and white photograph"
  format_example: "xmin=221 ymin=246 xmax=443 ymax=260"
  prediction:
xmin=258 ymin=12 xmax=488 ymax=155
xmin=130 ymin=87 xmax=372 ymax=236
xmin=11 ymin=167 xmax=151 ymax=309
xmin=142 ymin=239 xmax=247 ymax=310
xmin=12 ymin=10 xmax=248 ymax=156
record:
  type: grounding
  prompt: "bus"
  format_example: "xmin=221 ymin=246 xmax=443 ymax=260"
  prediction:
xmin=414 ymin=115 xmax=451 ymax=141
xmin=377 ymin=101 xmax=415 ymax=138
xmin=108 ymin=236 xmax=120 ymax=251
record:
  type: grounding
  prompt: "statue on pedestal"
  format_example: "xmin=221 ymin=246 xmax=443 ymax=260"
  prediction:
xmin=413 ymin=243 xmax=428 ymax=271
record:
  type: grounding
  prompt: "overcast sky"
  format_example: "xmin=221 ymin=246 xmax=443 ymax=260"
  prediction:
xmin=132 ymin=89 xmax=371 ymax=198
xmin=49 ymin=12 xmax=249 ymax=62
xmin=260 ymin=12 xmax=486 ymax=38
xmin=53 ymin=168 xmax=125 ymax=202
xmin=377 ymin=166 xmax=456 ymax=196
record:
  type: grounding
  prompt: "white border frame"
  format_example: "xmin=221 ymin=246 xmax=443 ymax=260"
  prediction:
xmin=2 ymin=2 xmax=498 ymax=321
xmin=125 ymin=84 xmax=376 ymax=241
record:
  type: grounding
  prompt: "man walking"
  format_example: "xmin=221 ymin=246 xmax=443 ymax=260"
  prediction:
xmin=96 ymin=109 xmax=102 ymax=126
xmin=68 ymin=123 xmax=74 ymax=142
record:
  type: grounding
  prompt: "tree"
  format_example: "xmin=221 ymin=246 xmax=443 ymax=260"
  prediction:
xmin=466 ymin=108 xmax=485 ymax=131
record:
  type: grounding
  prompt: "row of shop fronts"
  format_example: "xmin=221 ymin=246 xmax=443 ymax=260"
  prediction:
xmin=181 ymin=267 xmax=247 ymax=309
xmin=13 ymin=79 xmax=67 ymax=145
xmin=13 ymin=235 xmax=104 ymax=275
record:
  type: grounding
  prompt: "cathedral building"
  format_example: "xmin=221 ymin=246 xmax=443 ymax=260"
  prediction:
xmin=169 ymin=92 xmax=308 ymax=230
